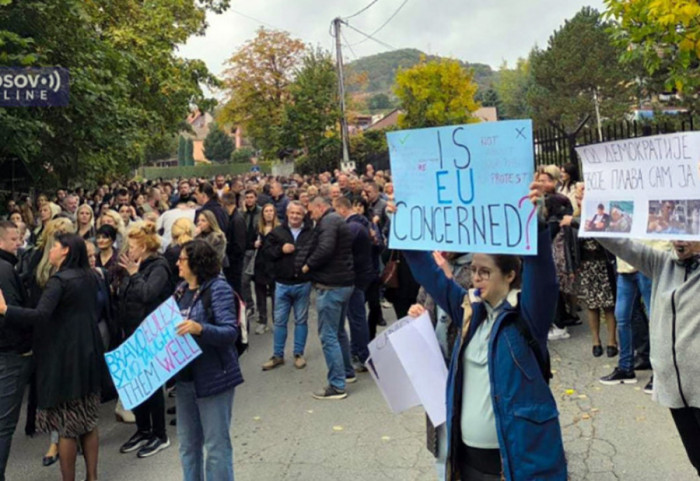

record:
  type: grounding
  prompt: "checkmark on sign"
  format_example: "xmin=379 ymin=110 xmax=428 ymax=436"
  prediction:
xmin=399 ymin=134 xmax=410 ymax=145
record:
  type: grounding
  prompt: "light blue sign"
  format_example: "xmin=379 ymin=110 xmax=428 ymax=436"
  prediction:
xmin=387 ymin=120 xmax=537 ymax=255
xmin=104 ymin=297 xmax=202 ymax=410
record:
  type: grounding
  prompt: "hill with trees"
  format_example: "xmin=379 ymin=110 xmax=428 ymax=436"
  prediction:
xmin=346 ymin=48 xmax=498 ymax=96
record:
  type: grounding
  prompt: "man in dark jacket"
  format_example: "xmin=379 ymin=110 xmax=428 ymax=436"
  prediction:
xmin=301 ymin=197 xmax=355 ymax=400
xmin=269 ymin=181 xmax=289 ymax=223
xmin=221 ymin=192 xmax=246 ymax=296
xmin=194 ymin=182 xmax=228 ymax=232
xmin=261 ymin=201 xmax=314 ymax=371
xmin=242 ymin=190 xmax=262 ymax=320
xmin=0 ymin=220 xmax=32 ymax=479
xmin=332 ymin=196 xmax=374 ymax=372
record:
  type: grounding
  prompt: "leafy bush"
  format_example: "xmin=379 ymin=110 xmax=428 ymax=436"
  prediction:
xmin=231 ymin=147 xmax=255 ymax=163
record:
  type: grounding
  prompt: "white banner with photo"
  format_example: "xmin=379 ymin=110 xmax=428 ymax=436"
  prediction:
xmin=576 ymin=132 xmax=700 ymax=240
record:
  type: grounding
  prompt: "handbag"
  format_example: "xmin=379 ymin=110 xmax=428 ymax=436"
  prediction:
xmin=380 ymin=252 xmax=400 ymax=289
xmin=244 ymin=249 xmax=257 ymax=277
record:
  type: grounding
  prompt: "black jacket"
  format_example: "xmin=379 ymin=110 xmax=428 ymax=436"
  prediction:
xmin=303 ymin=210 xmax=354 ymax=287
xmin=4 ymin=269 xmax=102 ymax=408
xmin=226 ymin=208 xmax=247 ymax=264
xmin=253 ymin=231 xmax=275 ymax=285
xmin=116 ymin=255 xmax=174 ymax=336
xmin=243 ymin=204 xmax=262 ymax=250
xmin=346 ymin=214 xmax=376 ymax=291
xmin=264 ymin=223 xmax=314 ymax=285
xmin=196 ymin=199 xmax=229 ymax=232
xmin=0 ymin=249 xmax=31 ymax=353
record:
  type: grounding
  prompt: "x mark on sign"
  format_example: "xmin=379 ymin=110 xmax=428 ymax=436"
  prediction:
xmin=515 ymin=127 xmax=526 ymax=139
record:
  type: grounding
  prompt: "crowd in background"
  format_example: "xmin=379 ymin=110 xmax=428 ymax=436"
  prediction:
xmin=0 ymin=161 xmax=698 ymax=481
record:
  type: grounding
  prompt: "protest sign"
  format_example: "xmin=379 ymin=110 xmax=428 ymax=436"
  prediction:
xmin=104 ymin=297 xmax=202 ymax=410
xmin=387 ymin=120 xmax=537 ymax=255
xmin=576 ymin=132 xmax=700 ymax=240
xmin=366 ymin=312 xmax=448 ymax=426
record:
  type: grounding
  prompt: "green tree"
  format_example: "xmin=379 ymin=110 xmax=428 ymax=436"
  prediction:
xmin=219 ymin=28 xmax=306 ymax=160
xmin=177 ymin=135 xmax=187 ymax=166
xmin=393 ymin=58 xmax=481 ymax=129
xmin=604 ymin=0 xmax=700 ymax=108
xmin=231 ymin=147 xmax=254 ymax=163
xmin=368 ymin=93 xmax=392 ymax=111
xmin=186 ymin=138 xmax=194 ymax=166
xmin=494 ymin=58 xmax=533 ymax=119
xmin=282 ymin=48 xmax=340 ymax=161
xmin=0 ymin=0 xmax=224 ymax=187
xmin=203 ymin=122 xmax=234 ymax=163
xmin=527 ymin=7 xmax=633 ymax=131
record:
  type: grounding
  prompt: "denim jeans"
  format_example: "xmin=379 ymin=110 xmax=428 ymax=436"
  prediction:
xmin=615 ymin=272 xmax=652 ymax=372
xmin=347 ymin=287 xmax=370 ymax=363
xmin=176 ymin=381 xmax=235 ymax=481
xmin=273 ymin=282 xmax=311 ymax=358
xmin=315 ymin=286 xmax=354 ymax=390
xmin=0 ymin=353 xmax=32 ymax=481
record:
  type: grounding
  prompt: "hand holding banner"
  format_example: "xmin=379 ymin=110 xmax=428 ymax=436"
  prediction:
xmin=387 ymin=120 xmax=537 ymax=255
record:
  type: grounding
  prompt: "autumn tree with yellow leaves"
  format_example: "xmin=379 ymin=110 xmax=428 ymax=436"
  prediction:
xmin=393 ymin=58 xmax=480 ymax=129
xmin=605 ymin=0 xmax=700 ymax=102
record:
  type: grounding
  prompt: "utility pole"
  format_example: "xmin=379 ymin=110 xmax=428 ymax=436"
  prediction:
xmin=333 ymin=17 xmax=351 ymax=166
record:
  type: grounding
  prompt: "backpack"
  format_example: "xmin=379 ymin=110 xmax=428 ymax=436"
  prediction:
xmin=200 ymin=286 xmax=250 ymax=357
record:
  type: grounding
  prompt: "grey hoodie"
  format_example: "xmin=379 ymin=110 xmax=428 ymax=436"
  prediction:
xmin=597 ymin=238 xmax=700 ymax=409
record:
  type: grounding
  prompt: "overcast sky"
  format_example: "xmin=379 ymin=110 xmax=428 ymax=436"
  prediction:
xmin=179 ymin=0 xmax=607 ymax=77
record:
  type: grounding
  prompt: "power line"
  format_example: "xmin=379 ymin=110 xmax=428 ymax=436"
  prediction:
xmin=343 ymin=23 xmax=396 ymax=51
xmin=343 ymin=0 xmax=380 ymax=20
xmin=349 ymin=0 xmax=408 ymax=47
xmin=341 ymin=31 xmax=358 ymax=60
xmin=230 ymin=9 xmax=286 ymax=32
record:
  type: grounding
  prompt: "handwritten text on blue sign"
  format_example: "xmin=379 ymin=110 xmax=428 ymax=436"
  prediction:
xmin=104 ymin=297 xmax=201 ymax=410
xmin=387 ymin=120 xmax=536 ymax=255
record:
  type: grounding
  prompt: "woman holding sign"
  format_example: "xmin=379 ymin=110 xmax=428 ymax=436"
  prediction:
xmin=0 ymin=233 xmax=102 ymax=481
xmin=116 ymin=223 xmax=175 ymax=458
xmin=174 ymin=239 xmax=243 ymax=481
xmin=392 ymin=181 xmax=567 ymax=481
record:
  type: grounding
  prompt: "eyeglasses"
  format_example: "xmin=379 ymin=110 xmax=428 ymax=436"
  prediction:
xmin=470 ymin=266 xmax=492 ymax=280
xmin=178 ymin=256 xmax=188 ymax=263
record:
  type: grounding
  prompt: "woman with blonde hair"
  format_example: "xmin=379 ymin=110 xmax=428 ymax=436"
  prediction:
xmin=32 ymin=202 xmax=61 ymax=245
xmin=164 ymin=217 xmax=195 ymax=279
xmin=76 ymin=204 xmax=96 ymax=241
xmin=115 ymin=223 xmax=174 ymax=458
xmin=195 ymin=210 xmax=227 ymax=266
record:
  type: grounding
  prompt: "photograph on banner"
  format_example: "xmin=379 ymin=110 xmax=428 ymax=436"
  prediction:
xmin=647 ymin=199 xmax=700 ymax=235
xmin=583 ymin=200 xmax=634 ymax=233
xmin=576 ymin=132 xmax=700 ymax=241
xmin=104 ymin=297 xmax=202 ymax=410
xmin=386 ymin=119 xmax=537 ymax=255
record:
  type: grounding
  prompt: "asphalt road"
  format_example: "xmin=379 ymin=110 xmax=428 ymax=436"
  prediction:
xmin=5 ymin=304 xmax=696 ymax=481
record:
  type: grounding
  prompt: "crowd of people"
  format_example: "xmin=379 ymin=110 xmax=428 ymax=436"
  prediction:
xmin=0 ymin=162 xmax=697 ymax=481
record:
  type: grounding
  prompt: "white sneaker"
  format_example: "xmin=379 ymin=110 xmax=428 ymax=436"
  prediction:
xmin=254 ymin=324 xmax=268 ymax=335
xmin=380 ymin=300 xmax=392 ymax=309
xmin=548 ymin=326 xmax=570 ymax=341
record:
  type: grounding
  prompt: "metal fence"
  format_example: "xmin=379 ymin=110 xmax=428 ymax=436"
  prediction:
xmin=533 ymin=117 xmax=698 ymax=168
